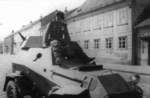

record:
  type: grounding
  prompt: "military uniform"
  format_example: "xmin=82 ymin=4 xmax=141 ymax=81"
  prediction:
xmin=45 ymin=21 xmax=70 ymax=46
xmin=44 ymin=12 xmax=94 ymax=65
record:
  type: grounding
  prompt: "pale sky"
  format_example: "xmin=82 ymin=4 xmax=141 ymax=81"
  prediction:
xmin=0 ymin=0 xmax=86 ymax=41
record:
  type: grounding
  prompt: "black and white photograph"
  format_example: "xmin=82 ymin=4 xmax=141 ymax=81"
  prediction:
xmin=0 ymin=0 xmax=150 ymax=98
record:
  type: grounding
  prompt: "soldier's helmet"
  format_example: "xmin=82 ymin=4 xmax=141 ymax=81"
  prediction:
xmin=56 ymin=11 xmax=65 ymax=20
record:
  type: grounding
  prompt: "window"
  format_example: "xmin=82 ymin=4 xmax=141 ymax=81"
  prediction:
xmin=83 ymin=18 xmax=91 ymax=32
xmin=75 ymin=21 xmax=81 ymax=33
xmin=106 ymin=38 xmax=113 ymax=49
xmin=68 ymin=22 xmax=74 ymax=34
xmin=119 ymin=36 xmax=127 ymax=49
xmin=94 ymin=39 xmax=100 ymax=49
xmin=104 ymin=11 xmax=113 ymax=28
xmin=93 ymin=15 xmax=102 ymax=30
xmin=84 ymin=40 xmax=89 ymax=49
xmin=117 ymin=7 xmax=128 ymax=25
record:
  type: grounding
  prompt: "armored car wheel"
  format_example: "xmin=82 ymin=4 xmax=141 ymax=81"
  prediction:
xmin=6 ymin=81 xmax=22 ymax=98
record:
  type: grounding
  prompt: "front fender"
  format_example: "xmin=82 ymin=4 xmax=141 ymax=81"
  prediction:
xmin=49 ymin=85 xmax=87 ymax=95
xmin=3 ymin=72 xmax=22 ymax=91
xmin=49 ymin=85 xmax=90 ymax=98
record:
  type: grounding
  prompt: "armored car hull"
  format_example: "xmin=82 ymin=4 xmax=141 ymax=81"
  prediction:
xmin=3 ymin=36 xmax=143 ymax=98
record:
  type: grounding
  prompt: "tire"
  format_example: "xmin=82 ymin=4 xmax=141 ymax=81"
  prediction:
xmin=6 ymin=81 xmax=21 ymax=98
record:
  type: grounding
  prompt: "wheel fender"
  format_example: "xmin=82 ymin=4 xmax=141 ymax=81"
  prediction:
xmin=49 ymin=85 xmax=87 ymax=96
xmin=3 ymin=72 xmax=22 ymax=91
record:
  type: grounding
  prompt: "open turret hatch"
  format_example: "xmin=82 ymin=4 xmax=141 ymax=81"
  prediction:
xmin=21 ymin=36 xmax=43 ymax=49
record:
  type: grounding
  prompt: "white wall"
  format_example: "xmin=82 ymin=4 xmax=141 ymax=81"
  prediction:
xmin=67 ymin=6 xmax=132 ymax=64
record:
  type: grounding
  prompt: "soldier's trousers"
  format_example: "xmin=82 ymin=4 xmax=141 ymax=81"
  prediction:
xmin=50 ymin=40 xmax=93 ymax=65
xmin=62 ymin=41 xmax=93 ymax=64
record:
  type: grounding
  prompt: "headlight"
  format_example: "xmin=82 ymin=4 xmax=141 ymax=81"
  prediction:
xmin=88 ymin=78 xmax=98 ymax=91
xmin=81 ymin=78 xmax=98 ymax=91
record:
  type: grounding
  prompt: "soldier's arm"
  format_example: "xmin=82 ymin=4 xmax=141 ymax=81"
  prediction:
xmin=63 ymin=24 xmax=71 ymax=42
xmin=44 ymin=22 xmax=53 ymax=46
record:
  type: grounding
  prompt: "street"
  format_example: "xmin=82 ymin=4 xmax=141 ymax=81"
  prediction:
xmin=0 ymin=54 xmax=12 ymax=98
xmin=0 ymin=70 xmax=7 ymax=98
xmin=0 ymin=80 xmax=6 ymax=98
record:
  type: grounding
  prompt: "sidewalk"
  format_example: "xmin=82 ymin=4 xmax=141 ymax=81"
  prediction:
xmin=100 ymin=63 xmax=150 ymax=75
xmin=0 ymin=54 xmax=13 ymax=73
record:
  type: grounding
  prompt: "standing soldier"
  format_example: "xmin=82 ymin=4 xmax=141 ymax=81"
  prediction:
xmin=44 ymin=11 xmax=94 ymax=65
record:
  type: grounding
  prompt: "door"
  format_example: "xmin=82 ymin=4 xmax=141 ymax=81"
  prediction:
xmin=141 ymin=40 xmax=148 ymax=65
xmin=148 ymin=41 xmax=150 ymax=65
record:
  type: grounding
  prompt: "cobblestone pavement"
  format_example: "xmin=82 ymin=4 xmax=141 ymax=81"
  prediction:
xmin=0 ymin=71 xmax=6 ymax=98
xmin=0 ymin=71 xmax=32 ymax=98
xmin=0 ymin=80 xmax=6 ymax=98
xmin=0 ymin=54 xmax=11 ymax=98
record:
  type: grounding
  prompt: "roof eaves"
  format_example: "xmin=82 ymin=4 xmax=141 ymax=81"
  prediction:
xmin=41 ymin=10 xmax=58 ymax=26
xmin=4 ymin=16 xmax=41 ymax=39
xmin=68 ymin=0 xmax=125 ymax=19
xmin=65 ymin=8 xmax=78 ymax=19
xmin=135 ymin=18 xmax=150 ymax=28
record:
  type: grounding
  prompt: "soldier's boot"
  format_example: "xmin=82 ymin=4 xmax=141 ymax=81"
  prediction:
xmin=68 ymin=41 xmax=95 ymax=64
xmin=79 ymin=53 xmax=95 ymax=64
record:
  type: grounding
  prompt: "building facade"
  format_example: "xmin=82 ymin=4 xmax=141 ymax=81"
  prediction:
xmin=3 ymin=0 xmax=150 ymax=65
xmin=66 ymin=0 xmax=150 ymax=65
xmin=3 ymin=35 xmax=14 ymax=54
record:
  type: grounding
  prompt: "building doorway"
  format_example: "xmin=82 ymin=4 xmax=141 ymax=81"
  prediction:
xmin=140 ymin=37 xmax=150 ymax=65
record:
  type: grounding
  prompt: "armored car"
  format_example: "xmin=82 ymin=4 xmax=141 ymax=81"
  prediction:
xmin=3 ymin=36 xmax=143 ymax=98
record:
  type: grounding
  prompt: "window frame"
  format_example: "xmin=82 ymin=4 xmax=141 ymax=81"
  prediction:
xmin=75 ymin=20 xmax=82 ymax=33
xmin=94 ymin=39 xmax=100 ymax=49
xmin=93 ymin=15 xmax=102 ymax=30
xmin=83 ymin=18 xmax=91 ymax=32
xmin=104 ymin=11 xmax=114 ymax=28
xmin=117 ymin=7 xmax=128 ymax=26
xmin=106 ymin=37 xmax=113 ymax=49
xmin=118 ymin=36 xmax=128 ymax=49
xmin=84 ymin=40 xmax=89 ymax=49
